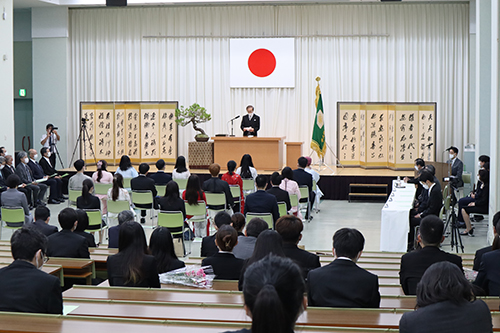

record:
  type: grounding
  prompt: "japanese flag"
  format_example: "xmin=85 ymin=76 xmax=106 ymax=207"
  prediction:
xmin=230 ymin=38 xmax=295 ymax=88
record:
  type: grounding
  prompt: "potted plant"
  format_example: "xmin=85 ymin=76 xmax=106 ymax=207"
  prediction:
xmin=175 ymin=103 xmax=212 ymax=142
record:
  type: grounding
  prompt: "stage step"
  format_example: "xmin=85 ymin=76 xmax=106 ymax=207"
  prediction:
xmin=348 ymin=183 xmax=389 ymax=202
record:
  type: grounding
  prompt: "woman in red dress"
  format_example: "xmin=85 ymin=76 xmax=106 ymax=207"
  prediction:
xmin=221 ymin=160 xmax=244 ymax=214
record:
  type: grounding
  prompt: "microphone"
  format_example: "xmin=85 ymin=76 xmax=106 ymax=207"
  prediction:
xmin=230 ymin=115 xmax=240 ymax=121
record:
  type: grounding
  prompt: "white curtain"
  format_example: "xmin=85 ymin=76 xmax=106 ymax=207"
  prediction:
xmin=69 ymin=3 xmax=469 ymax=165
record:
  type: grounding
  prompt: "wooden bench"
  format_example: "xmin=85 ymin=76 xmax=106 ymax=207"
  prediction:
xmin=46 ymin=258 xmax=95 ymax=285
xmin=0 ymin=262 xmax=64 ymax=286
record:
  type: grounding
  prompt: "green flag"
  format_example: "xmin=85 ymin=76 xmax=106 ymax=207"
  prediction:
xmin=311 ymin=84 xmax=326 ymax=159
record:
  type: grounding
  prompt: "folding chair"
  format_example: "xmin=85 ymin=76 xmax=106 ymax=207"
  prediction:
xmin=278 ymin=201 xmax=287 ymax=217
xmin=174 ymin=178 xmax=188 ymax=195
xmin=158 ymin=211 xmax=186 ymax=256
xmin=68 ymin=189 xmax=80 ymax=207
xmin=94 ymin=183 xmax=112 ymax=196
xmin=205 ymin=192 xmax=227 ymax=235
xmin=242 ymin=179 xmax=255 ymax=196
xmin=131 ymin=190 xmax=155 ymax=227
xmin=123 ymin=178 xmax=132 ymax=189
xmin=84 ymin=209 xmax=108 ymax=245
xmin=0 ymin=207 xmax=25 ymax=239
xmin=246 ymin=212 xmax=273 ymax=230
xmin=229 ymin=185 xmax=241 ymax=208
xmin=185 ymin=201 xmax=207 ymax=238
xmin=299 ymin=185 xmax=311 ymax=222
xmin=106 ymin=199 xmax=132 ymax=226
xmin=289 ymin=194 xmax=299 ymax=208
xmin=155 ymin=185 xmax=167 ymax=197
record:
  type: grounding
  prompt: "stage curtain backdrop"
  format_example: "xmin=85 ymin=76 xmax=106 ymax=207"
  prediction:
xmin=69 ymin=3 xmax=468 ymax=166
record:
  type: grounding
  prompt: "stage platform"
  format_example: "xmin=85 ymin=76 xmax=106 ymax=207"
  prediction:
xmin=59 ymin=165 xmax=413 ymax=201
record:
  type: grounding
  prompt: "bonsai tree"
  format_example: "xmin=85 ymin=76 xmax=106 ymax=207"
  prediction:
xmin=175 ymin=103 xmax=212 ymax=140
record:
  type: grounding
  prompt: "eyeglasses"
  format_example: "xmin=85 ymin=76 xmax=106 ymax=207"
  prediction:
xmin=43 ymin=253 xmax=49 ymax=264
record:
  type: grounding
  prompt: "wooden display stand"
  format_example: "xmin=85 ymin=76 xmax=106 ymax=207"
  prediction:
xmin=212 ymin=137 xmax=284 ymax=171
xmin=285 ymin=142 xmax=303 ymax=168
xmin=188 ymin=141 xmax=214 ymax=169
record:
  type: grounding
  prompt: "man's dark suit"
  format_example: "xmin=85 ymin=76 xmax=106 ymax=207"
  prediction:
xmin=47 ymin=230 xmax=90 ymax=258
xmin=293 ymin=168 xmax=316 ymax=219
xmin=266 ymin=186 xmax=291 ymax=211
xmin=399 ymin=246 xmax=463 ymax=295
xmin=409 ymin=183 xmax=443 ymax=249
xmin=37 ymin=158 xmax=63 ymax=200
xmin=307 ymin=258 xmax=380 ymax=308
xmin=244 ymin=190 xmax=279 ymax=224
xmin=28 ymin=159 xmax=59 ymax=200
xmin=31 ymin=220 xmax=58 ymax=237
xmin=148 ymin=171 xmax=172 ymax=185
xmin=474 ymin=249 xmax=500 ymax=296
xmin=240 ymin=114 xmax=260 ymax=137
xmin=282 ymin=243 xmax=321 ymax=279
xmin=2 ymin=164 xmax=31 ymax=205
xmin=201 ymin=233 xmax=218 ymax=258
xmin=0 ymin=260 xmax=62 ymax=314
xmin=108 ymin=225 xmax=120 ymax=249
xmin=450 ymin=157 xmax=464 ymax=187
xmin=202 ymin=177 xmax=234 ymax=210
xmin=201 ymin=252 xmax=244 ymax=280
xmin=131 ymin=174 xmax=158 ymax=210
xmin=16 ymin=162 xmax=47 ymax=205
xmin=473 ymin=245 xmax=492 ymax=271
xmin=1 ymin=163 xmax=16 ymax=179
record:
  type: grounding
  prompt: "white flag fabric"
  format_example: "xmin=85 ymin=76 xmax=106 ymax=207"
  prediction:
xmin=230 ymin=38 xmax=295 ymax=88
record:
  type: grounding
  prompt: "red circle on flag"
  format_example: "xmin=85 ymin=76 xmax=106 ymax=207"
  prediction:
xmin=248 ymin=49 xmax=276 ymax=78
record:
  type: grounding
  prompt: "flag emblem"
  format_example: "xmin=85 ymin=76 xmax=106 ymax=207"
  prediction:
xmin=316 ymin=110 xmax=324 ymax=129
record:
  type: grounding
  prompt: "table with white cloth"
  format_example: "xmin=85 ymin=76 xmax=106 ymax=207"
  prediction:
xmin=380 ymin=180 xmax=417 ymax=252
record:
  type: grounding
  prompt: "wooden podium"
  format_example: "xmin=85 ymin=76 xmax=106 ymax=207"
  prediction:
xmin=212 ymin=137 xmax=284 ymax=171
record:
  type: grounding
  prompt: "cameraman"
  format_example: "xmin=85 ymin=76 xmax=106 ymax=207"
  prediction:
xmin=40 ymin=123 xmax=60 ymax=168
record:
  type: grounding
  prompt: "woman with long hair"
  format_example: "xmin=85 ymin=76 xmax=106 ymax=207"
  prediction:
xmin=107 ymin=221 xmax=160 ymax=287
xmin=149 ymin=227 xmax=185 ymax=274
xmin=236 ymin=154 xmax=257 ymax=180
xmin=74 ymin=209 xmax=97 ymax=248
xmin=226 ymin=255 xmax=306 ymax=333
xmin=460 ymin=169 xmax=490 ymax=236
xmin=399 ymin=261 xmax=492 ymax=332
xmin=92 ymin=160 xmax=113 ymax=214
xmin=279 ymin=167 xmax=301 ymax=218
xmin=158 ymin=181 xmax=186 ymax=219
xmin=221 ymin=160 xmax=244 ymax=213
xmin=182 ymin=175 xmax=207 ymax=237
xmin=77 ymin=178 xmax=106 ymax=242
xmin=115 ymin=155 xmax=138 ymax=179
xmin=172 ymin=156 xmax=191 ymax=179
xmin=106 ymin=173 xmax=134 ymax=223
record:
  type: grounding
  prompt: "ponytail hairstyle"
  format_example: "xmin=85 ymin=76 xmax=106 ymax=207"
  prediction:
xmin=96 ymin=160 xmax=108 ymax=183
xmin=227 ymin=160 xmax=237 ymax=176
xmin=111 ymin=173 xmax=124 ymax=201
xmin=242 ymin=255 xmax=305 ymax=333
xmin=81 ymin=179 xmax=94 ymax=205
xmin=215 ymin=225 xmax=238 ymax=252
xmin=491 ymin=212 xmax=500 ymax=250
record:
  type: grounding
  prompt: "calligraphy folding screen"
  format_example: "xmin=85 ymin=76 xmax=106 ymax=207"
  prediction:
xmin=80 ymin=102 xmax=178 ymax=165
xmin=337 ymin=103 xmax=436 ymax=170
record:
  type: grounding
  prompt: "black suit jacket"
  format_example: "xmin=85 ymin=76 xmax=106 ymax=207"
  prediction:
xmin=244 ymin=190 xmax=279 ymax=223
xmin=28 ymin=160 xmax=45 ymax=179
xmin=240 ymin=114 xmax=260 ymax=136
xmin=131 ymin=175 xmax=158 ymax=208
xmin=399 ymin=300 xmax=492 ymax=333
xmin=202 ymin=177 xmax=234 ymax=209
xmin=39 ymin=157 xmax=57 ymax=176
xmin=293 ymin=168 xmax=313 ymax=193
xmin=2 ymin=164 xmax=16 ymax=180
xmin=307 ymin=259 xmax=380 ymax=308
xmin=108 ymin=225 xmax=120 ymax=249
xmin=474 ymin=249 xmax=500 ymax=296
xmin=419 ymin=184 xmax=443 ymax=218
xmin=148 ymin=171 xmax=172 ymax=185
xmin=0 ymin=260 xmax=62 ymax=314
xmin=76 ymin=195 xmax=101 ymax=210
xmin=400 ymin=246 xmax=463 ymax=295
xmin=158 ymin=197 xmax=186 ymax=220
xmin=267 ymin=186 xmax=291 ymax=211
xmin=107 ymin=253 xmax=161 ymax=288
xmin=450 ymin=158 xmax=464 ymax=187
xmin=282 ymin=243 xmax=321 ymax=279
xmin=31 ymin=220 xmax=58 ymax=237
xmin=47 ymin=230 xmax=90 ymax=258
xmin=201 ymin=234 xmax=218 ymax=258
xmin=473 ymin=245 xmax=492 ymax=271
xmin=16 ymin=163 xmax=34 ymax=184
xmin=201 ymin=252 xmax=244 ymax=280
xmin=74 ymin=230 xmax=97 ymax=248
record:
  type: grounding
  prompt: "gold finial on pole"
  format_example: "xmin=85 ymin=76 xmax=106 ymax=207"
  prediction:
xmin=316 ymin=76 xmax=321 ymax=82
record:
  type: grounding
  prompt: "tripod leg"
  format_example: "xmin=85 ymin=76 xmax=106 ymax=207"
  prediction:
xmin=83 ymin=126 xmax=97 ymax=164
xmin=69 ymin=127 xmax=85 ymax=166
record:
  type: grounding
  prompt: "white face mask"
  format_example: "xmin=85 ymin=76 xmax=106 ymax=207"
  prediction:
xmin=420 ymin=181 xmax=429 ymax=190
xmin=414 ymin=166 xmax=419 ymax=171
xmin=33 ymin=154 xmax=38 ymax=160
xmin=478 ymin=162 xmax=482 ymax=168
xmin=449 ymin=153 xmax=454 ymax=160
xmin=0 ymin=165 xmax=4 ymax=170
xmin=46 ymin=152 xmax=51 ymax=157
xmin=477 ymin=175 xmax=481 ymax=182
xmin=23 ymin=157 xmax=29 ymax=164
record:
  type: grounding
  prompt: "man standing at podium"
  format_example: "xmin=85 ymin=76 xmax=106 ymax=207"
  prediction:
xmin=240 ymin=105 xmax=260 ymax=137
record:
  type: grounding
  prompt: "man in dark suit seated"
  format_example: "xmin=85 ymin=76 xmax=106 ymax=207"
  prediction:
xmin=266 ymin=172 xmax=291 ymax=212
xmin=446 ymin=146 xmax=464 ymax=188
xmin=131 ymin=163 xmax=158 ymax=224
xmin=31 ymin=206 xmax=58 ymax=237
xmin=232 ymin=217 xmax=268 ymax=260
xmin=307 ymin=228 xmax=380 ymax=308
xmin=108 ymin=210 xmax=135 ymax=249
xmin=38 ymin=147 xmax=65 ymax=204
xmin=276 ymin=215 xmax=320 ymax=279
xmin=47 ymin=208 xmax=90 ymax=258
xmin=293 ymin=157 xmax=316 ymax=220
xmin=408 ymin=170 xmax=443 ymax=251
xmin=2 ymin=154 xmax=33 ymax=208
xmin=28 ymin=149 xmax=61 ymax=204
xmin=244 ymin=175 xmax=279 ymax=224
xmin=0 ymin=156 xmax=8 ymax=205
xmin=400 ymin=215 xmax=463 ymax=295
xmin=0 ymin=227 xmax=62 ymax=314
xmin=148 ymin=159 xmax=172 ymax=185
xmin=473 ymin=212 xmax=500 ymax=271
xmin=201 ymin=211 xmax=232 ymax=257
xmin=1 ymin=174 xmax=32 ymax=224
xmin=16 ymin=151 xmax=48 ymax=208
xmin=202 ymin=163 xmax=234 ymax=212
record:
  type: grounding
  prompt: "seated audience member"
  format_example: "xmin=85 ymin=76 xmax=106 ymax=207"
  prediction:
xmin=1 ymin=174 xmax=32 ymax=224
xmin=266 ymin=172 xmax=291 ymax=212
xmin=149 ymin=159 xmax=172 ymax=185
xmin=47 ymin=208 xmax=90 ymax=258
xmin=399 ymin=261 xmax=492 ymax=333
xmin=183 ymin=175 xmax=207 ymax=237
xmin=32 ymin=206 xmax=58 ymax=237
xmin=1 ymin=154 xmax=16 ymax=180
xmin=404 ymin=158 xmax=426 ymax=200
xmin=231 ymin=212 xmax=246 ymax=236
xmin=447 ymin=146 xmax=464 ymax=187
xmin=39 ymin=147 xmax=65 ymax=202
xmin=158 ymin=180 xmax=186 ymax=219
xmin=473 ymin=212 xmax=500 ymax=271
xmin=172 ymin=156 xmax=190 ymax=179
xmin=233 ymin=217 xmax=269 ymax=260
xmin=69 ymin=159 xmax=92 ymax=191
xmin=408 ymin=170 xmax=442 ymax=251
xmin=131 ymin=163 xmax=158 ymax=224
xmin=109 ymin=210 xmax=135 ymax=249
xmin=280 ymin=167 xmax=301 ymax=217
xmin=0 ymin=147 xmax=6 ymax=157
xmin=226 ymin=255 xmax=305 ymax=333
xmin=107 ymin=221 xmax=160 ymax=288
xmin=238 ymin=230 xmax=285 ymax=291
xmin=0 ymin=227 xmax=62 ymax=314
xmin=221 ymin=160 xmax=244 ymax=213
xmin=149 ymin=227 xmax=185 ymax=274
xmin=92 ymin=160 xmax=113 ymax=213
xmin=201 ymin=211 xmax=232 ymax=257
xmin=4 ymin=154 xmax=33 ymax=208
xmin=400 ymin=215 xmax=462 ymax=295
xmin=236 ymin=154 xmax=258 ymax=180
xmin=74 ymin=209 xmax=97 ymax=248
xmin=77 ymin=179 xmax=105 ymax=239
xmin=474 ymin=220 xmax=500 ymax=296
xmin=115 ymin=155 xmax=138 ymax=179
xmin=107 ymin=174 xmax=134 ymax=223
xmin=460 ymin=169 xmax=489 ymax=236
xmin=28 ymin=149 xmax=61 ymax=204
xmin=293 ymin=157 xmax=315 ymax=220
xmin=307 ymin=228 xmax=380 ymax=308
xmin=457 ymin=156 xmax=489 ymax=227
xmin=244 ymin=175 xmax=279 ymax=224
xmin=304 ymin=156 xmax=323 ymax=209
xmin=202 ymin=163 xmax=234 ymax=212
xmin=201 ymin=225 xmax=244 ymax=280
xmin=0 ymin=156 xmax=7 ymax=196
xmin=16 ymin=151 xmax=47 ymax=208
xmin=275 ymin=215 xmax=320 ymax=278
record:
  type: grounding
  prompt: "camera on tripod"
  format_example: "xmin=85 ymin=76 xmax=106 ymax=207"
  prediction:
xmin=81 ymin=118 xmax=89 ymax=123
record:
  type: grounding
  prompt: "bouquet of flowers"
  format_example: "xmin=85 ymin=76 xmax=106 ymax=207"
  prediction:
xmin=159 ymin=265 xmax=215 ymax=288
